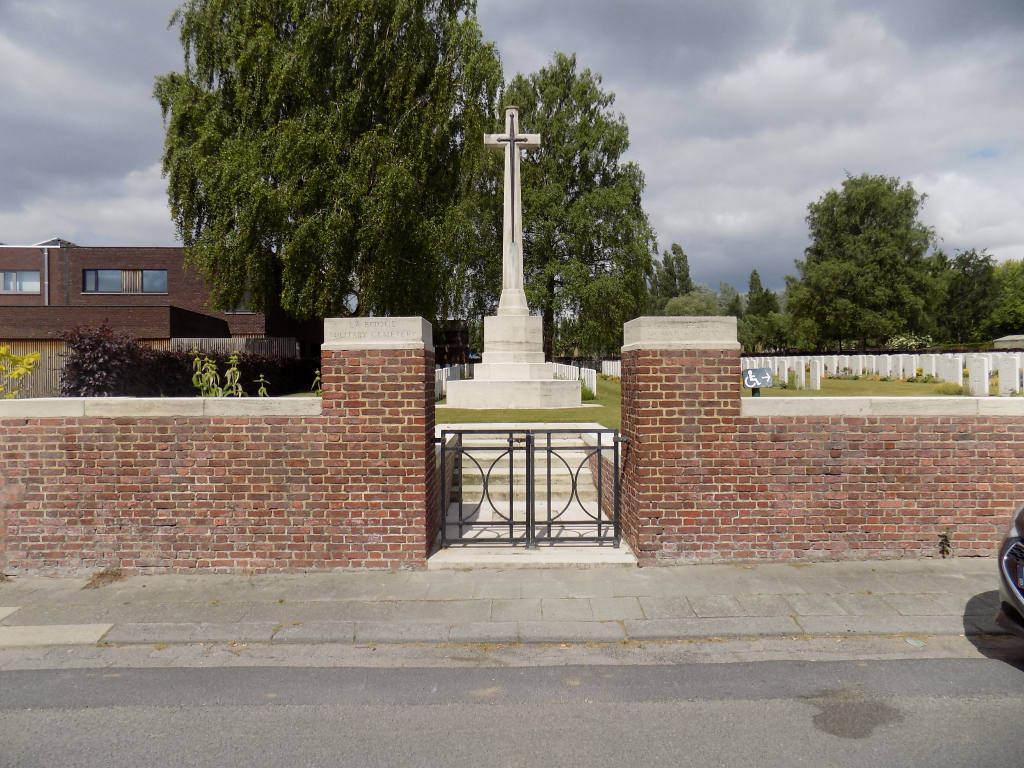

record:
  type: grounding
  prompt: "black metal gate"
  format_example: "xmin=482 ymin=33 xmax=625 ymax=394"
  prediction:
xmin=438 ymin=428 xmax=621 ymax=547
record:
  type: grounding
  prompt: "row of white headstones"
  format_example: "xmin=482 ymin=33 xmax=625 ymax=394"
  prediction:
xmin=744 ymin=352 xmax=1024 ymax=396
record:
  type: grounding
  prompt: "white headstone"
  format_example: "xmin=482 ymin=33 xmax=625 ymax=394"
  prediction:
xmin=968 ymin=355 xmax=990 ymax=396
xmin=809 ymin=359 xmax=822 ymax=390
xmin=997 ymin=354 xmax=1022 ymax=396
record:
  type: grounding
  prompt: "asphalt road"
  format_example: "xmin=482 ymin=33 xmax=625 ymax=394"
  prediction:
xmin=1 ymin=658 xmax=1022 ymax=768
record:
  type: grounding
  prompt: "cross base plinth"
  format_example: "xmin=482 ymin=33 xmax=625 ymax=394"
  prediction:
xmin=445 ymin=314 xmax=583 ymax=409
xmin=445 ymin=378 xmax=581 ymax=409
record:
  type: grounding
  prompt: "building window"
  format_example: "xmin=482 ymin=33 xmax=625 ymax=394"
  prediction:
xmin=142 ymin=270 xmax=167 ymax=293
xmin=1 ymin=270 xmax=41 ymax=294
xmin=224 ymin=286 xmax=256 ymax=314
xmin=82 ymin=269 xmax=167 ymax=294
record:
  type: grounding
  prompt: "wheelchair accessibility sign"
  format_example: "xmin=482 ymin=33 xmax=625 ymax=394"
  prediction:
xmin=742 ymin=368 xmax=773 ymax=389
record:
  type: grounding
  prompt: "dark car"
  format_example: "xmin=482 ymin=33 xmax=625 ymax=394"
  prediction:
xmin=996 ymin=501 xmax=1024 ymax=636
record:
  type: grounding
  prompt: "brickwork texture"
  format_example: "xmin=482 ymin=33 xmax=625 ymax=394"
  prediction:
xmin=0 ymin=347 xmax=435 ymax=574
xmin=621 ymin=347 xmax=1024 ymax=564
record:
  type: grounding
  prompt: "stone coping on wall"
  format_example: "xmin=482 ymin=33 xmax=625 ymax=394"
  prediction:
xmin=741 ymin=396 xmax=1024 ymax=417
xmin=0 ymin=397 xmax=323 ymax=419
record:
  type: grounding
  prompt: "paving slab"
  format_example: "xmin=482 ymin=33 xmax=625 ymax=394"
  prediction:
xmin=637 ymin=596 xmax=697 ymax=620
xmin=447 ymin=622 xmax=520 ymax=644
xmin=541 ymin=598 xmax=594 ymax=622
xmin=831 ymin=592 xmax=902 ymax=616
xmin=238 ymin=600 xmax=397 ymax=623
xmin=881 ymin=593 xmax=956 ymax=616
xmin=471 ymin=582 xmax=522 ymax=599
xmin=518 ymin=621 xmax=625 ymax=643
xmin=427 ymin=545 xmax=637 ymax=570
xmin=354 ymin=622 xmax=450 ymax=644
xmin=0 ymin=607 xmax=22 ymax=622
xmin=272 ymin=622 xmax=356 ymax=643
xmin=794 ymin=615 xmax=970 ymax=636
xmin=491 ymin=598 xmax=542 ymax=623
xmin=690 ymin=595 xmax=746 ymax=618
xmin=590 ymin=597 xmax=645 ymax=621
xmin=783 ymin=593 xmax=849 ymax=616
xmin=390 ymin=600 xmax=491 ymax=624
xmin=624 ymin=616 xmax=803 ymax=640
xmin=0 ymin=624 xmax=113 ymax=647
xmin=101 ymin=622 xmax=277 ymax=645
xmin=735 ymin=594 xmax=796 ymax=617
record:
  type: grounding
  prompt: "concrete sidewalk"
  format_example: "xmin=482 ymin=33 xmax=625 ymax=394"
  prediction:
xmin=0 ymin=558 xmax=1009 ymax=648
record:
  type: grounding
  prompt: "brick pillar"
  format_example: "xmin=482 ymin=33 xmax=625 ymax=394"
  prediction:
xmin=320 ymin=317 xmax=436 ymax=568
xmin=620 ymin=317 xmax=742 ymax=564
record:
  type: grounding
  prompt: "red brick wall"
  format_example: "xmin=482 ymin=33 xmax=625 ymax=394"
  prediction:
xmin=0 ymin=347 xmax=435 ymax=574
xmin=621 ymin=348 xmax=1024 ymax=564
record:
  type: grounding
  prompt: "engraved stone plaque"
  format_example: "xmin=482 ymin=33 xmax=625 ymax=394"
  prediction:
xmin=322 ymin=317 xmax=433 ymax=351
xmin=622 ymin=316 xmax=740 ymax=351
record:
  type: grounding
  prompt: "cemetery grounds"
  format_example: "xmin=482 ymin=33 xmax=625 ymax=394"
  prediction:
xmin=436 ymin=372 xmax=1007 ymax=430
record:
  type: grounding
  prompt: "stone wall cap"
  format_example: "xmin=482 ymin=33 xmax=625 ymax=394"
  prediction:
xmin=622 ymin=316 xmax=741 ymax=352
xmin=741 ymin=396 xmax=1024 ymax=418
xmin=0 ymin=397 xmax=323 ymax=419
xmin=322 ymin=316 xmax=433 ymax=352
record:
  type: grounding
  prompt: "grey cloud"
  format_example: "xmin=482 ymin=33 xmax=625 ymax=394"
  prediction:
xmin=0 ymin=0 xmax=1022 ymax=293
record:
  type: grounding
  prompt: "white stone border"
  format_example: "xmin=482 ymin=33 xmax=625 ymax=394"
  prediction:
xmin=741 ymin=397 xmax=1024 ymax=417
xmin=0 ymin=397 xmax=323 ymax=419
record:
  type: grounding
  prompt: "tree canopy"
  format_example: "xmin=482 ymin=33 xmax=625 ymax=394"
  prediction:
xmin=507 ymin=52 xmax=656 ymax=358
xmin=155 ymin=0 xmax=502 ymax=322
xmin=745 ymin=270 xmax=779 ymax=317
xmin=785 ymin=174 xmax=935 ymax=350
xmin=649 ymin=244 xmax=692 ymax=313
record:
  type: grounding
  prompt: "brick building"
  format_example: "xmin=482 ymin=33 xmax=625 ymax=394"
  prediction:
xmin=0 ymin=239 xmax=321 ymax=355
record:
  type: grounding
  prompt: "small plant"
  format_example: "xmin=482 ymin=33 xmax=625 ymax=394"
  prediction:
xmin=0 ymin=345 xmax=40 ymax=398
xmin=222 ymin=352 xmax=246 ymax=397
xmin=938 ymin=527 xmax=952 ymax=558
xmin=311 ymin=369 xmax=322 ymax=396
xmin=254 ymin=373 xmax=270 ymax=397
xmin=935 ymin=382 xmax=969 ymax=396
xmin=581 ymin=382 xmax=596 ymax=401
xmin=82 ymin=566 xmax=126 ymax=590
xmin=192 ymin=352 xmax=223 ymax=397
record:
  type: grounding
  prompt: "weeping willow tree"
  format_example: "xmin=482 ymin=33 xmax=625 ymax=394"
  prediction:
xmin=155 ymin=0 xmax=503 ymax=322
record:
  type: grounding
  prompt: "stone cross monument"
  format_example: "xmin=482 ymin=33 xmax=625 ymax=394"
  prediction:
xmin=484 ymin=107 xmax=539 ymax=316
xmin=446 ymin=106 xmax=581 ymax=409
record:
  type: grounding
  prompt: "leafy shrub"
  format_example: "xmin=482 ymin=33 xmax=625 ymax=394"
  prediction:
xmin=885 ymin=333 xmax=933 ymax=350
xmin=61 ymin=324 xmax=319 ymax=397
xmin=581 ymin=383 xmax=596 ymax=401
xmin=60 ymin=324 xmax=151 ymax=396
xmin=0 ymin=345 xmax=41 ymax=398
xmin=935 ymin=382 xmax=969 ymax=396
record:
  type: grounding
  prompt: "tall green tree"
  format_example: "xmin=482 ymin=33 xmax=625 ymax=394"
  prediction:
xmin=932 ymin=249 xmax=999 ymax=343
xmin=506 ymin=52 xmax=656 ymax=358
xmin=785 ymin=174 xmax=936 ymax=350
xmin=988 ymin=259 xmax=1024 ymax=338
xmin=745 ymin=270 xmax=779 ymax=317
xmin=719 ymin=282 xmax=743 ymax=317
xmin=649 ymin=243 xmax=692 ymax=313
xmin=155 ymin=0 xmax=503 ymax=322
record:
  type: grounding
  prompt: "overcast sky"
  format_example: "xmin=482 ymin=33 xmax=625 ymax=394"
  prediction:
xmin=1 ymin=0 xmax=1022 ymax=290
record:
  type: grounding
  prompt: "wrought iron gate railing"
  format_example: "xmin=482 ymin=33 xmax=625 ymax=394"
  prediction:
xmin=439 ymin=428 xmax=621 ymax=547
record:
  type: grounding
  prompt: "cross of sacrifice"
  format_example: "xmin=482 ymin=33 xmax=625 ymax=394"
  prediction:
xmin=484 ymin=107 xmax=541 ymax=312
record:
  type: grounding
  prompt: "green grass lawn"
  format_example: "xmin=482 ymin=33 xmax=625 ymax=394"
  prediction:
xmin=744 ymin=377 xmax=974 ymax=397
xmin=437 ymin=377 xmax=622 ymax=430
